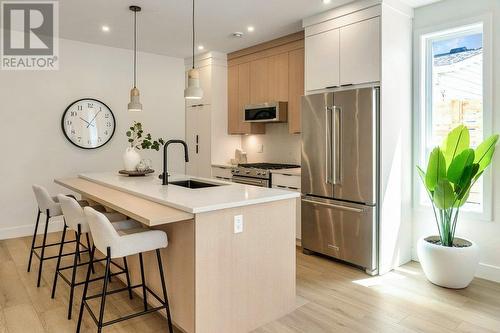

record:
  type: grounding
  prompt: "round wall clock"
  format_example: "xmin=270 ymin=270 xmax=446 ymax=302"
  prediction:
xmin=61 ymin=98 xmax=116 ymax=149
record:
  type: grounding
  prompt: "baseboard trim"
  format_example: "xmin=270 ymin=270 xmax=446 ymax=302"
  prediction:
xmin=0 ymin=217 xmax=64 ymax=240
xmin=412 ymin=253 xmax=500 ymax=283
xmin=476 ymin=263 xmax=500 ymax=283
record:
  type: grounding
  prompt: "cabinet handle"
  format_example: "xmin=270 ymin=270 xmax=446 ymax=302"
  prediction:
xmin=196 ymin=145 xmax=199 ymax=154
xmin=196 ymin=135 xmax=199 ymax=144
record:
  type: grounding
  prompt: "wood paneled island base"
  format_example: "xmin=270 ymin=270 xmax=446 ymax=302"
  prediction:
xmin=55 ymin=176 xmax=297 ymax=333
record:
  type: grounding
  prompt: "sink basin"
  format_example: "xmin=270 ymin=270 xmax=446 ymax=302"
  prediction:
xmin=169 ymin=179 xmax=222 ymax=189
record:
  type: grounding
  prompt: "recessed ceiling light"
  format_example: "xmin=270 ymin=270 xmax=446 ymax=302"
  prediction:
xmin=322 ymin=0 xmax=331 ymax=4
xmin=101 ymin=25 xmax=110 ymax=32
xmin=232 ymin=32 xmax=244 ymax=38
xmin=198 ymin=45 xmax=204 ymax=50
xmin=247 ymin=26 xmax=255 ymax=32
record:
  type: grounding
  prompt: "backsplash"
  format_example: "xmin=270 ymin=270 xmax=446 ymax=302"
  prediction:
xmin=241 ymin=123 xmax=301 ymax=164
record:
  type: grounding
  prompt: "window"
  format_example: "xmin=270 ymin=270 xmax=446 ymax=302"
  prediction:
xmin=415 ymin=16 xmax=492 ymax=219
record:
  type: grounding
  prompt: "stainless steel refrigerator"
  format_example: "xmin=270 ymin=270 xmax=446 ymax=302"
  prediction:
xmin=301 ymin=87 xmax=379 ymax=275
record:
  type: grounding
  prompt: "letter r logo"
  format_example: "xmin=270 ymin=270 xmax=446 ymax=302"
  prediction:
xmin=2 ymin=2 xmax=54 ymax=55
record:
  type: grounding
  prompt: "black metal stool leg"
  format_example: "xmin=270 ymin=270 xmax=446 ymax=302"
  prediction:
xmin=51 ymin=223 xmax=67 ymax=298
xmin=77 ymin=245 xmax=95 ymax=333
xmin=75 ymin=231 xmax=81 ymax=263
xmin=36 ymin=209 xmax=50 ymax=288
xmin=67 ymin=224 xmax=82 ymax=319
xmin=97 ymin=247 xmax=112 ymax=333
xmin=27 ymin=209 xmax=41 ymax=272
xmin=85 ymin=233 xmax=95 ymax=274
xmin=156 ymin=249 xmax=173 ymax=333
xmin=123 ymin=257 xmax=133 ymax=299
xmin=138 ymin=253 xmax=148 ymax=311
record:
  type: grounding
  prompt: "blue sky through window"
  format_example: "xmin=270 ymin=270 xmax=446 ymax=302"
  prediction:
xmin=432 ymin=33 xmax=482 ymax=56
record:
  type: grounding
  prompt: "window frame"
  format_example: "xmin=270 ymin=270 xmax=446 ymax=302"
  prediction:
xmin=413 ymin=13 xmax=493 ymax=221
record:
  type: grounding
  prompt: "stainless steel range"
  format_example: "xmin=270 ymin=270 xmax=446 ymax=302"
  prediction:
xmin=231 ymin=163 xmax=300 ymax=187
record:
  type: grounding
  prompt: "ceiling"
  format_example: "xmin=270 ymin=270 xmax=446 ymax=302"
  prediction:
xmin=57 ymin=0 xmax=440 ymax=59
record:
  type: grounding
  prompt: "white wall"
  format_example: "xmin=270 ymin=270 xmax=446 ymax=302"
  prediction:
xmin=0 ymin=38 xmax=185 ymax=239
xmin=241 ymin=124 xmax=301 ymax=164
xmin=412 ymin=0 xmax=500 ymax=282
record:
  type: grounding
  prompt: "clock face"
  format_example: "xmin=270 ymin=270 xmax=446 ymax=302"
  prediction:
xmin=62 ymin=99 xmax=115 ymax=149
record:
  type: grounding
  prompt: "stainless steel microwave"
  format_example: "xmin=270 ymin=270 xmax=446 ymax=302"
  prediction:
xmin=244 ymin=102 xmax=288 ymax=123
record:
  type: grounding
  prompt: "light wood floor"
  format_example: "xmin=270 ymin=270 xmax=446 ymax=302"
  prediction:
xmin=1 ymin=233 xmax=499 ymax=333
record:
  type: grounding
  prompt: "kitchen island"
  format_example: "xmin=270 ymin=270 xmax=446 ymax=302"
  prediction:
xmin=55 ymin=172 xmax=298 ymax=333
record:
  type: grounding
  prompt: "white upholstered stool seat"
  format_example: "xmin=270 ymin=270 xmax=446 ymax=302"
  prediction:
xmin=29 ymin=184 xmax=89 ymax=288
xmin=52 ymin=195 xmax=140 ymax=320
xmin=77 ymin=207 xmax=173 ymax=333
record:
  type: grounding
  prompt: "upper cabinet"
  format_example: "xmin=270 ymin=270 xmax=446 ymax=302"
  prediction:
xmin=227 ymin=32 xmax=305 ymax=134
xmin=304 ymin=7 xmax=381 ymax=92
xmin=339 ymin=17 xmax=380 ymax=86
xmin=305 ymin=29 xmax=340 ymax=91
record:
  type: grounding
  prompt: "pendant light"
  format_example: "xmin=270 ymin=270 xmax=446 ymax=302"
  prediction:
xmin=184 ymin=0 xmax=203 ymax=100
xmin=128 ymin=5 xmax=142 ymax=112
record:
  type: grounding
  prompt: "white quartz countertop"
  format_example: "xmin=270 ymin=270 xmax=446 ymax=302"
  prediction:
xmin=79 ymin=172 xmax=299 ymax=214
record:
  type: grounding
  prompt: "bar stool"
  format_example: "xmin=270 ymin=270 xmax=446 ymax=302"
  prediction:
xmin=52 ymin=194 xmax=140 ymax=320
xmin=29 ymin=185 xmax=88 ymax=287
xmin=77 ymin=207 xmax=173 ymax=333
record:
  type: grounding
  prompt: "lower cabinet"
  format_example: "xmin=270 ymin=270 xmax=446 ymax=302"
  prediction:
xmin=211 ymin=166 xmax=234 ymax=181
xmin=272 ymin=173 xmax=301 ymax=240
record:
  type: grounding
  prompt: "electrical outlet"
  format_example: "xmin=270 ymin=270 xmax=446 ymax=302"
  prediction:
xmin=234 ymin=215 xmax=243 ymax=234
xmin=257 ymin=144 xmax=264 ymax=153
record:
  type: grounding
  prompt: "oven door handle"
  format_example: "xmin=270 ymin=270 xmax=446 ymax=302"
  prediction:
xmin=232 ymin=176 xmax=268 ymax=187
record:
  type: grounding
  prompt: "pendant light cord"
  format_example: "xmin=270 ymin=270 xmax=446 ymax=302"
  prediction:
xmin=133 ymin=9 xmax=137 ymax=88
xmin=192 ymin=0 xmax=195 ymax=69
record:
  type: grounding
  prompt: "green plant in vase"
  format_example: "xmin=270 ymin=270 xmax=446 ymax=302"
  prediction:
xmin=123 ymin=121 xmax=165 ymax=172
xmin=416 ymin=125 xmax=498 ymax=288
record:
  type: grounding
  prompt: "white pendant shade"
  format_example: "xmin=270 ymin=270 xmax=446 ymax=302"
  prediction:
xmin=128 ymin=87 xmax=143 ymax=112
xmin=184 ymin=68 xmax=203 ymax=100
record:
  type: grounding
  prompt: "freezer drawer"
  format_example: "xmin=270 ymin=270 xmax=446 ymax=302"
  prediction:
xmin=301 ymin=196 xmax=376 ymax=271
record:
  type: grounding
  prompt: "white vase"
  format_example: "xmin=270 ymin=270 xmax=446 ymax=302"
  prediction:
xmin=123 ymin=147 xmax=141 ymax=171
xmin=417 ymin=236 xmax=479 ymax=289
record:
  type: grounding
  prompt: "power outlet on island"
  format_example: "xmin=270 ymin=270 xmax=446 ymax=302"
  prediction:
xmin=233 ymin=215 xmax=243 ymax=234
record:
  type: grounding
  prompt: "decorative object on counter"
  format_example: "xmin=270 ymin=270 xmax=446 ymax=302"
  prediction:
xmin=184 ymin=0 xmax=203 ymax=100
xmin=136 ymin=158 xmax=152 ymax=172
xmin=123 ymin=122 xmax=165 ymax=171
xmin=128 ymin=5 xmax=143 ymax=112
xmin=119 ymin=169 xmax=154 ymax=177
xmin=234 ymin=149 xmax=247 ymax=164
xmin=416 ymin=125 xmax=498 ymax=288
xmin=61 ymin=98 xmax=115 ymax=149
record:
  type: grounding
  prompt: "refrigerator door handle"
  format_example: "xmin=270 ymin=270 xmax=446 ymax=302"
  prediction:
xmin=325 ymin=106 xmax=333 ymax=184
xmin=302 ymin=198 xmax=364 ymax=213
xmin=333 ymin=106 xmax=341 ymax=184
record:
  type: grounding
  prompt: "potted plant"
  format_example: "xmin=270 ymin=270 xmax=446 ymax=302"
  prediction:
xmin=123 ymin=122 xmax=165 ymax=171
xmin=417 ymin=125 xmax=498 ymax=288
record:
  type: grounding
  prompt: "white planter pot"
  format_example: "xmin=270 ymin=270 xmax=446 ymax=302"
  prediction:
xmin=123 ymin=147 xmax=141 ymax=171
xmin=417 ymin=236 xmax=479 ymax=289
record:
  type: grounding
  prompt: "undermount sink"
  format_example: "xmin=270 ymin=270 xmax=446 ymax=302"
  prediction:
xmin=169 ymin=179 xmax=222 ymax=189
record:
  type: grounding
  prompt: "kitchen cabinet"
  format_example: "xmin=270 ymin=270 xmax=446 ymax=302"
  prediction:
xmin=211 ymin=165 xmax=234 ymax=181
xmin=186 ymin=104 xmax=212 ymax=178
xmin=227 ymin=64 xmax=265 ymax=134
xmin=268 ymin=53 xmax=289 ymax=103
xmin=288 ymin=48 xmax=304 ymax=134
xmin=272 ymin=172 xmax=301 ymax=240
xmin=305 ymin=28 xmax=340 ymax=91
xmin=339 ymin=17 xmax=380 ymax=85
xmin=227 ymin=32 xmax=305 ymax=134
xmin=250 ymin=58 xmax=269 ymax=104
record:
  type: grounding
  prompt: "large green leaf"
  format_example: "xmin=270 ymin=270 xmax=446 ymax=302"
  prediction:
xmin=456 ymin=163 xmax=479 ymax=198
xmin=474 ymin=134 xmax=499 ymax=174
xmin=433 ymin=179 xmax=455 ymax=209
xmin=447 ymin=149 xmax=474 ymax=185
xmin=441 ymin=125 xmax=470 ymax=168
xmin=425 ymin=148 xmax=447 ymax=192
xmin=454 ymin=187 xmax=470 ymax=208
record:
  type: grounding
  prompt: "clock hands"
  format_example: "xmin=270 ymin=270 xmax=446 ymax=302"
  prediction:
xmin=86 ymin=110 xmax=102 ymax=128
xmin=79 ymin=117 xmax=95 ymax=127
